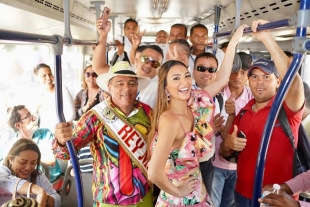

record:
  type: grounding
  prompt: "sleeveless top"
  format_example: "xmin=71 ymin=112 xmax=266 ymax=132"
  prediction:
xmin=150 ymin=90 xmax=215 ymax=207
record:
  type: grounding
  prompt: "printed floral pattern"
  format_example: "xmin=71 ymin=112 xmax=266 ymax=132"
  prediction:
xmin=151 ymin=90 xmax=215 ymax=207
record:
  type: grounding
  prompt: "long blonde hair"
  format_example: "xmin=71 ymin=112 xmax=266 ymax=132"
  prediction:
xmin=81 ymin=65 xmax=93 ymax=89
xmin=147 ymin=60 xmax=187 ymax=158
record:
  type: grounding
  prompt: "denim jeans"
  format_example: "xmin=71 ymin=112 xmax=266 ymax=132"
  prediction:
xmin=211 ymin=167 xmax=236 ymax=207
xmin=200 ymin=159 xmax=214 ymax=196
xmin=235 ymin=191 xmax=252 ymax=207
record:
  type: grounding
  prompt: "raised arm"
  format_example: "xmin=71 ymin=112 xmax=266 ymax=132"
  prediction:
xmin=92 ymin=18 xmax=112 ymax=75
xmin=251 ymin=19 xmax=304 ymax=112
xmin=204 ymin=24 xmax=247 ymax=98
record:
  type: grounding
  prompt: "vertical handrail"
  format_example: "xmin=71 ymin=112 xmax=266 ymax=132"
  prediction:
xmin=53 ymin=38 xmax=84 ymax=207
xmin=91 ymin=1 xmax=106 ymax=42
xmin=251 ymin=0 xmax=310 ymax=206
xmin=213 ymin=5 xmax=221 ymax=55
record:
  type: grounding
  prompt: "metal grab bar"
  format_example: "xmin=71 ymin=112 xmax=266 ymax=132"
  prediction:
xmin=251 ymin=0 xmax=310 ymax=206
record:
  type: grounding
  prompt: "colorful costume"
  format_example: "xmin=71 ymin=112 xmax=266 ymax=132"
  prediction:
xmin=52 ymin=99 xmax=152 ymax=206
xmin=150 ymin=90 xmax=215 ymax=207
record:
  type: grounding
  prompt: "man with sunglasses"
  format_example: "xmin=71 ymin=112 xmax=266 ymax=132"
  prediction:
xmin=191 ymin=52 xmax=228 ymax=197
xmin=92 ymin=17 xmax=163 ymax=109
xmin=134 ymin=45 xmax=163 ymax=109
xmin=188 ymin=24 xmax=225 ymax=75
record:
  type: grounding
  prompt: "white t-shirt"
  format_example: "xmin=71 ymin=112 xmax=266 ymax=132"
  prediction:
xmin=136 ymin=76 xmax=158 ymax=109
xmin=37 ymin=85 xmax=75 ymax=133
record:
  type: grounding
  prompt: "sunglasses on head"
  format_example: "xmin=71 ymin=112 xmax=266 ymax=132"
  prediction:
xmin=84 ymin=72 xmax=98 ymax=78
xmin=196 ymin=66 xmax=218 ymax=73
xmin=140 ymin=56 xmax=161 ymax=68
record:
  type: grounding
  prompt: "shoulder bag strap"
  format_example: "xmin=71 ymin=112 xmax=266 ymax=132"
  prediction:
xmin=278 ymin=105 xmax=295 ymax=149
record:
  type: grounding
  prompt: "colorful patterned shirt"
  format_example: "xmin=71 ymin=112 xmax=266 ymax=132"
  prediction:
xmin=52 ymin=99 xmax=152 ymax=205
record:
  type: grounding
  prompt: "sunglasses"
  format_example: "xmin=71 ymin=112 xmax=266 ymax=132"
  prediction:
xmin=196 ymin=66 xmax=218 ymax=73
xmin=140 ymin=56 xmax=161 ymax=68
xmin=84 ymin=72 xmax=98 ymax=78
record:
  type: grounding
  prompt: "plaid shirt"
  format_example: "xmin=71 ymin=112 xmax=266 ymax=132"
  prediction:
xmin=52 ymin=100 xmax=152 ymax=205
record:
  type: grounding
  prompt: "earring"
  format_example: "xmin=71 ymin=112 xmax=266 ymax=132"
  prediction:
xmin=165 ymin=89 xmax=171 ymax=101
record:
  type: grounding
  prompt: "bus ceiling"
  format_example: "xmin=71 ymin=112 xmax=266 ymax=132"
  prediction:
xmin=0 ymin=0 xmax=306 ymax=49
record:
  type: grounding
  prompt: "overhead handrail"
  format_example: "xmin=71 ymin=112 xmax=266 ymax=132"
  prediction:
xmin=0 ymin=29 xmax=97 ymax=46
xmin=215 ymin=19 xmax=290 ymax=38
xmin=252 ymin=0 xmax=310 ymax=206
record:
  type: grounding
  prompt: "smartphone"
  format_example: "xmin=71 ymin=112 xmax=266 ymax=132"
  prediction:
xmin=237 ymin=131 xmax=246 ymax=139
xmin=101 ymin=7 xmax=111 ymax=29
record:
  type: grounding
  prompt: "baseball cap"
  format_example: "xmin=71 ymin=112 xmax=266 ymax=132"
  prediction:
xmin=248 ymin=59 xmax=279 ymax=78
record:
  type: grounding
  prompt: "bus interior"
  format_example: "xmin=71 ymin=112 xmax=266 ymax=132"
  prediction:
xmin=0 ymin=0 xmax=309 ymax=207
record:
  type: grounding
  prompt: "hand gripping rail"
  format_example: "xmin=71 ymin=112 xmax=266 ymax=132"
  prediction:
xmin=211 ymin=0 xmax=310 ymax=206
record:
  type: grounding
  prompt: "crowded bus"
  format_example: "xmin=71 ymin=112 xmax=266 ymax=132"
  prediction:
xmin=0 ymin=0 xmax=309 ymax=207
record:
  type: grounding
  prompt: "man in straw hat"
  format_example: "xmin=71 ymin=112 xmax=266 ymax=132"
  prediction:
xmin=92 ymin=15 xmax=163 ymax=109
xmin=52 ymin=61 xmax=154 ymax=206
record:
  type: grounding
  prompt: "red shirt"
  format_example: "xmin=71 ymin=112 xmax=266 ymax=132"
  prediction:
xmin=230 ymin=96 xmax=303 ymax=199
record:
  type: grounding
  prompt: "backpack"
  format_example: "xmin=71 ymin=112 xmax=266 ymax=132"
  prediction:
xmin=239 ymin=105 xmax=310 ymax=177
xmin=110 ymin=36 xmax=130 ymax=66
xmin=215 ymin=93 xmax=224 ymax=113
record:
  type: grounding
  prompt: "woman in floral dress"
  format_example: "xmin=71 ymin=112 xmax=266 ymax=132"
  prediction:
xmin=147 ymin=25 xmax=246 ymax=207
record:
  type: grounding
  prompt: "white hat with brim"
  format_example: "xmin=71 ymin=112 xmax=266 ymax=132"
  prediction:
xmin=96 ymin=61 xmax=150 ymax=92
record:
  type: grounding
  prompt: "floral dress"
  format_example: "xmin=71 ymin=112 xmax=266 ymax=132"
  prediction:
xmin=151 ymin=90 xmax=215 ymax=207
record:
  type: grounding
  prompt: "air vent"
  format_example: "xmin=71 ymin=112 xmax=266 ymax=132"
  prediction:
xmin=259 ymin=7 xmax=266 ymax=10
xmin=284 ymin=3 xmax=293 ymax=7
xmin=252 ymin=10 xmax=257 ymax=12
xmin=280 ymin=0 xmax=289 ymax=2
xmin=33 ymin=0 xmax=94 ymax=25
xmin=272 ymin=7 xmax=280 ymax=10
xmin=262 ymin=10 xmax=269 ymax=13
xmin=45 ymin=1 xmax=52 ymax=8
xmin=53 ymin=5 xmax=59 ymax=11
xmin=35 ymin=0 xmax=44 ymax=4
xmin=270 ymin=3 xmax=277 ymax=6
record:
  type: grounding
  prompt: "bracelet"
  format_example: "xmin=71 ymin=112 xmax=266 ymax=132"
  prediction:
xmin=46 ymin=194 xmax=50 ymax=204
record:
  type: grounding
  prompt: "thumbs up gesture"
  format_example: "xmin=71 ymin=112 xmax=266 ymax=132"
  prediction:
xmin=225 ymin=91 xmax=236 ymax=115
xmin=223 ymin=125 xmax=247 ymax=152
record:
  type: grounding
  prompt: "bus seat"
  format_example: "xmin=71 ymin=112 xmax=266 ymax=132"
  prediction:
xmin=57 ymin=158 xmax=68 ymax=174
xmin=40 ymin=162 xmax=50 ymax=180
xmin=60 ymin=159 xmax=93 ymax=207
